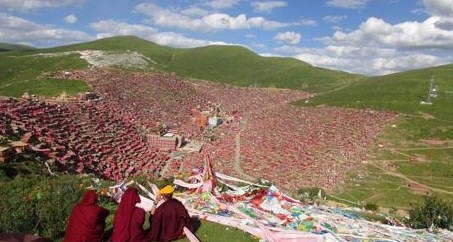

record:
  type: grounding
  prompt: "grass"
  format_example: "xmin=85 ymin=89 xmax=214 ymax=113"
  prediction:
xmin=0 ymin=79 xmax=90 ymax=97
xmin=0 ymin=36 xmax=360 ymax=97
xmin=393 ymin=118 xmax=453 ymax=142
xmin=402 ymin=148 xmax=453 ymax=163
xmin=334 ymin=124 xmax=453 ymax=209
xmin=43 ymin=36 xmax=176 ymax=69
xmin=0 ymin=42 xmax=36 ymax=52
xmin=298 ymin=64 xmax=453 ymax=121
xmin=165 ymin=45 xmax=359 ymax=92
xmin=333 ymin=164 xmax=424 ymax=209
xmin=295 ymin=64 xmax=453 ymax=209
xmin=174 ymin=220 xmax=257 ymax=242
xmin=397 ymin=162 xmax=453 ymax=182
xmin=0 ymin=52 xmax=89 ymax=97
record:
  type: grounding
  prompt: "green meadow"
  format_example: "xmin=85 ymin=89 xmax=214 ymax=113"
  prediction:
xmin=0 ymin=36 xmax=359 ymax=98
xmin=299 ymin=64 xmax=453 ymax=209
xmin=0 ymin=52 xmax=89 ymax=97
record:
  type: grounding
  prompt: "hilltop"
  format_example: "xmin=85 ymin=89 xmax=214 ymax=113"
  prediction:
xmin=0 ymin=35 xmax=359 ymax=97
xmin=0 ymin=42 xmax=36 ymax=52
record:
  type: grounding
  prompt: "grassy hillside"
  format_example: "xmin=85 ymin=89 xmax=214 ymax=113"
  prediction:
xmin=298 ymin=64 xmax=453 ymax=120
xmin=43 ymin=36 xmax=177 ymax=69
xmin=166 ymin=45 xmax=357 ymax=92
xmin=0 ymin=35 xmax=359 ymax=97
xmin=0 ymin=52 xmax=89 ymax=97
xmin=0 ymin=42 xmax=36 ymax=52
xmin=299 ymin=64 xmax=453 ymax=209
xmin=40 ymin=36 xmax=360 ymax=92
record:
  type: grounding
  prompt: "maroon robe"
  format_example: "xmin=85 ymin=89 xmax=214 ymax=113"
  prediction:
xmin=64 ymin=190 xmax=109 ymax=242
xmin=111 ymin=188 xmax=147 ymax=242
xmin=149 ymin=198 xmax=193 ymax=242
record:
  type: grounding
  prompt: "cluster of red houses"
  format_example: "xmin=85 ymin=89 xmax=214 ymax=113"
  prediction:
xmin=1 ymin=69 xmax=398 ymax=193
xmin=0 ymin=97 xmax=170 ymax=180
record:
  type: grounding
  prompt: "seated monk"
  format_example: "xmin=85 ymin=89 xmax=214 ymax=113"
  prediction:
xmin=64 ymin=190 xmax=109 ymax=242
xmin=149 ymin=185 xmax=193 ymax=242
xmin=111 ymin=187 xmax=147 ymax=242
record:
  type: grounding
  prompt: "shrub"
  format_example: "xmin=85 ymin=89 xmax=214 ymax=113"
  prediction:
xmin=407 ymin=195 xmax=453 ymax=231
xmin=364 ymin=202 xmax=379 ymax=211
xmin=0 ymin=175 xmax=89 ymax=240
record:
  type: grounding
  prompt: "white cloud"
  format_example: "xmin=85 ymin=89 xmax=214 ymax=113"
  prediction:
xmin=90 ymin=19 xmax=230 ymax=48
xmin=90 ymin=19 xmax=158 ymax=37
xmin=326 ymin=0 xmax=368 ymax=9
xmin=0 ymin=13 xmax=92 ymax=47
xmin=64 ymin=14 xmax=78 ymax=24
xmin=153 ymin=32 xmax=229 ymax=48
xmin=180 ymin=6 xmax=209 ymax=17
xmin=323 ymin=15 xmax=348 ymax=23
xmin=411 ymin=8 xmax=425 ymax=15
xmin=327 ymin=17 xmax=453 ymax=49
xmin=251 ymin=1 xmax=287 ymax=13
xmin=274 ymin=31 xmax=301 ymax=45
xmin=423 ymin=0 xmax=453 ymax=17
xmin=0 ymin=0 xmax=85 ymax=11
xmin=134 ymin=2 xmax=296 ymax=31
xmin=274 ymin=45 xmax=448 ymax=75
xmin=205 ymin=0 xmax=241 ymax=9
xmin=298 ymin=19 xmax=317 ymax=27
xmin=273 ymin=13 xmax=453 ymax=75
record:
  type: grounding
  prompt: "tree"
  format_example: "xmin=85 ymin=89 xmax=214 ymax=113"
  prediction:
xmin=407 ymin=195 xmax=453 ymax=231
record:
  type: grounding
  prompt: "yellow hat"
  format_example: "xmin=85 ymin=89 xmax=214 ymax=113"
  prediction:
xmin=159 ymin=185 xmax=174 ymax=195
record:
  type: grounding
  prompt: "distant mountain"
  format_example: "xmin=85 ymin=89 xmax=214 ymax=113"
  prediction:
xmin=43 ymin=35 xmax=361 ymax=92
xmin=299 ymin=63 xmax=453 ymax=120
xmin=0 ymin=42 xmax=36 ymax=52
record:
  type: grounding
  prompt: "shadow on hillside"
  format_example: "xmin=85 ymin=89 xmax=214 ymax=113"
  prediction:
xmin=192 ymin=217 xmax=202 ymax=232
xmin=0 ymin=165 xmax=19 ymax=179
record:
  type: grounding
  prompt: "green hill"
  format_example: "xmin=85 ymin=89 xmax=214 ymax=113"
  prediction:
xmin=164 ymin=44 xmax=357 ymax=91
xmin=0 ymin=42 xmax=36 ymax=52
xmin=37 ymin=36 xmax=360 ymax=91
xmin=0 ymin=51 xmax=89 ymax=97
xmin=299 ymin=64 xmax=453 ymax=209
xmin=298 ymin=64 xmax=453 ymax=120
xmin=43 ymin=35 xmax=177 ymax=68
xmin=0 ymin=35 xmax=359 ymax=97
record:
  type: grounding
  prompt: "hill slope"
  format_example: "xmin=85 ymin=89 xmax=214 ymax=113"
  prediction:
xmin=43 ymin=36 xmax=360 ymax=92
xmin=300 ymin=64 xmax=453 ymax=208
xmin=0 ymin=42 xmax=36 ymax=52
xmin=298 ymin=64 xmax=453 ymax=120
xmin=165 ymin=45 xmax=356 ymax=91
xmin=0 ymin=51 xmax=89 ymax=97
xmin=43 ymin=35 xmax=176 ymax=68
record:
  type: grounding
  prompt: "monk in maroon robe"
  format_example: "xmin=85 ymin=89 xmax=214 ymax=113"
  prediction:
xmin=149 ymin=185 xmax=193 ymax=242
xmin=111 ymin=187 xmax=147 ymax=242
xmin=64 ymin=190 xmax=109 ymax=242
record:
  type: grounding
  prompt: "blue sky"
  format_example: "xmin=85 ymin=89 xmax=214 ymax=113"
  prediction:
xmin=1 ymin=0 xmax=453 ymax=75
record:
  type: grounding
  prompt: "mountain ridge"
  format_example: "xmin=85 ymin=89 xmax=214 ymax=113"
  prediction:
xmin=2 ymin=35 xmax=359 ymax=92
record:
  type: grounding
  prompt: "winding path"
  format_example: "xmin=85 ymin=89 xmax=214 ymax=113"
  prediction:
xmin=370 ymin=163 xmax=453 ymax=195
xmin=233 ymin=119 xmax=255 ymax=181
